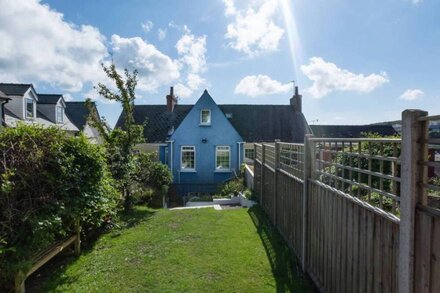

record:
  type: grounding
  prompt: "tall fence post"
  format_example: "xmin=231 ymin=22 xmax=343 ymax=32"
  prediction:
xmin=399 ymin=109 xmax=428 ymax=293
xmin=261 ymin=144 xmax=266 ymax=206
xmin=274 ymin=141 xmax=280 ymax=225
xmin=302 ymin=134 xmax=313 ymax=272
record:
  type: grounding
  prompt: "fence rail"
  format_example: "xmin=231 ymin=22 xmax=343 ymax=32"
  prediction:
xmin=252 ymin=109 xmax=440 ymax=293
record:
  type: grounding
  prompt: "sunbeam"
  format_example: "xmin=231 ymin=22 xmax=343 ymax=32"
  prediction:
xmin=279 ymin=0 xmax=303 ymax=85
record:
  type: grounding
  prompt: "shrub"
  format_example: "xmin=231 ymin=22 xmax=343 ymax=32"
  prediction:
xmin=131 ymin=153 xmax=172 ymax=208
xmin=242 ymin=188 xmax=257 ymax=201
xmin=217 ymin=178 xmax=245 ymax=197
xmin=0 ymin=124 xmax=118 ymax=289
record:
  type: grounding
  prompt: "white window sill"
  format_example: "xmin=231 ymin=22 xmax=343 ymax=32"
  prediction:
xmin=180 ymin=169 xmax=197 ymax=173
xmin=199 ymin=123 xmax=211 ymax=127
xmin=214 ymin=169 xmax=232 ymax=173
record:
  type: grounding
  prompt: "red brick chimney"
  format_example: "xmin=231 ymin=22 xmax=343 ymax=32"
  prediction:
xmin=166 ymin=86 xmax=177 ymax=112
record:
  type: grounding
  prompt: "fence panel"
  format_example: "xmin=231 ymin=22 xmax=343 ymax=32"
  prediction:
xmin=306 ymin=180 xmax=399 ymax=292
xmin=254 ymin=160 xmax=262 ymax=202
xmin=262 ymin=165 xmax=276 ymax=223
xmin=276 ymin=171 xmax=303 ymax=258
xmin=413 ymin=113 xmax=440 ymax=293
xmin=251 ymin=111 xmax=439 ymax=292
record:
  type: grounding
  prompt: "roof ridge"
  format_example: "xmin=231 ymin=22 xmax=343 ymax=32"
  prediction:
xmin=0 ymin=82 xmax=33 ymax=86
xmin=38 ymin=93 xmax=62 ymax=96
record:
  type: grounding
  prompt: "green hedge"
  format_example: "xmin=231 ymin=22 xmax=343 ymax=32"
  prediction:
xmin=0 ymin=124 xmax=118 ymax=289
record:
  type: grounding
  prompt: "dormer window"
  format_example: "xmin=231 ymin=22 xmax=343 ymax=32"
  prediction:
xmin=200 ymin=109 xmax=211 ymax=125
xmin=56 ymin=105 xmax=64 ymax=123
xmin=26 ymin=97 xmax=34 ymax=119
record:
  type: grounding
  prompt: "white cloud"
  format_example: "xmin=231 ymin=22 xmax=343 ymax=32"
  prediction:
xmin=141 ymin=20 xmax=153 ymax=33
xmin=173 ymin=30 xmax=208 ymax=97
xmin=168 ymin=21 xmax=191 ymax=34
xmin=223 ymin=0 xmax=284 ymax=57
xmin=399 ymin=89 xmax=424 ymax=100
xmin=301 ymin=57 xmax=389 ymax=98
xmin=187 ymin=73 xmax=206 ymax=91
xmin=158 ymin=28 xmax=167 ymax=40
xmin=110 ymin=35 xmax=181 ymax=92
xmin=412 ymin=0 xmax=423 ymax=5
xmin=174 ymin=83 xmax=193 ymax=98
xmin=0 ymin=0 xmax=107 ymax=92
xmin=234 ymin=74 xmax=290 ymax=97
xmin=176 ymin=33 xmax=207 ymax=74
xmin=110 ymin=28 xmax=208 ymax=98
xmin=223 ymin=0 xmax=236 ymax=16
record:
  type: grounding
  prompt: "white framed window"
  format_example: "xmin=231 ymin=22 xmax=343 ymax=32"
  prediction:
xmin=200 ymin=109 xmax=211 ymax=125
xmin=26 ymin=97 xmax=34 ymax=119
xmin=56 ymin=106 xmax=64 ymax=123
xmin=181 ymin=146 xmax=196 ymax=171
xmin=245 ymin=149 xmax=255 ymax=160
xmin=216 ymin=146 xmax=230 ymax=171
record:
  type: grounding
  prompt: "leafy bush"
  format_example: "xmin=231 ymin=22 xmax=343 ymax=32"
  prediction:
xmin=0 ymin=124 xmax=118 ymax=289
xmin=217 ymin=178 xmax=245 ymax=197
xmin=131 ymin=153 xmax=172 ymax=208
xmin=242 ymin=189 xmax=257 ymax=201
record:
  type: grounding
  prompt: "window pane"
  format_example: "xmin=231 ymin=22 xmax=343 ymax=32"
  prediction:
xmin=26 ymin=98 xmax=33 ymax=118
xmin=216 ymin=146 xmax=230 ymax=170
xmin=182 ymin=147 xmax=195 ymax=170
xmin=201 ymin=110 xmax=210 ymax=124
xmin=245 ymin=149 xmax=255 ymax=160
xmin=57 ymin=106 xmax=64 ymax=123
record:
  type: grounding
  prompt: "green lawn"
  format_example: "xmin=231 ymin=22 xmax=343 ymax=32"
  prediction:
xmin=37 ymin=206 xmax=314 ymax=292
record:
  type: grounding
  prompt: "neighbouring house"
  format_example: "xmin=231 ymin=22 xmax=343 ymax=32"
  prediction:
xmin=0 ymin=83 xmax=77 ymax=133
xmin=0 ymin=90 xmax=10 ymax=127
xmin=65 ymin=101 xmax=104 ymax=144
xmin=309 ymin=124 xmax=398 ymax=138
xmin=0 ymin=83 xmax=103 ymax=143
xmin=116 ymin=86 xmax=310 ymax=196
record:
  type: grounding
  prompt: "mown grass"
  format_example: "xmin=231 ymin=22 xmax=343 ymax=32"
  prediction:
xmin=37 ymin=205 xmax=314 ymax=292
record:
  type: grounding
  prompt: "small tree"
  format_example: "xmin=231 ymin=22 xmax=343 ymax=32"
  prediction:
xmin=132 ymin=153 xmax=172 ymax=207
xmin=87 ymin=63 xmax=144 ymax=210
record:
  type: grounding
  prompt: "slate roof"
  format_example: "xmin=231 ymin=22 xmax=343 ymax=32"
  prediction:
xmin=0 ymin=90 xmax=9 ymax=100
xmin=65 ymin=101 xmax=97 ymax=131
xmin=117 ymin=104 xmax=310 ymax=143
xmin=310 ymin=124 xmax=398 ymax=138
xmin=37 ymin=94 xmax=62 ymax=104
xmin=219 ymin=105 xmax=309 ymax=143
xmin=116 ymin=104 xmax=192 ymax=143
xmin=0 ymin=83 xmax=33 ymax=96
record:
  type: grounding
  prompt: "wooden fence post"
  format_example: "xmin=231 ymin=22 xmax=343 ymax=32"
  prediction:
xmin=302 ymin=134 xmax=313 ymax=272
xmin=261 ymin=144 xmax=266 ymax=206
xmin=399 ymin=109 xmax=428 ymax=293
xmin=274 ymin=141 xmax=280 ymax=225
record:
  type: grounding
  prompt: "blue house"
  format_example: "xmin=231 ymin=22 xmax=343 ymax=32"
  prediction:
xmin=116 ymin=87 xmax=310 ymax=196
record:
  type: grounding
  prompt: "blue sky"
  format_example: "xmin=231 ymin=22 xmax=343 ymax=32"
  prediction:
xmin=1 ymin=0 xmax=439 ymax=127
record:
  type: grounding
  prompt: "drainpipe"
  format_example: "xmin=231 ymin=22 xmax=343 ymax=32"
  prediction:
xmin=165 ymin=140 xmax=174 ymax=171
xmin=237 ymin=141 xmax=245 ymax=168
xmin=1 ymin=99 xmax=9 ymax=127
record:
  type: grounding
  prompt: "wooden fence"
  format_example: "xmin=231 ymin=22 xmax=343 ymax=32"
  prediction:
xmin=253 ymin=109 xmax=440 ymax=293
